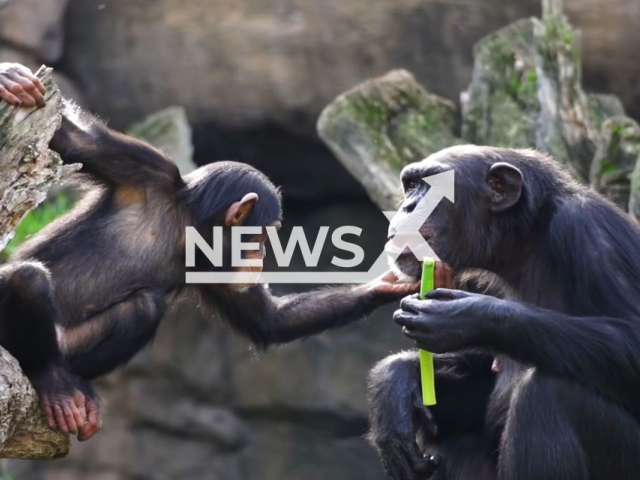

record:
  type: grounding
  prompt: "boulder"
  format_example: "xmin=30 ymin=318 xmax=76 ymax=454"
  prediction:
xmin=0 ymin=66 xmax=73 ymax=459
xmin=59 ymin=0 xmax=540 ymax=133
xmin=0 ymin=0 xmax=69 ymax=63
xmin=462 ymin=1 xmax=598 ymax=182
xmin=630 ymin=159 xmax=640 ymax=222
xmin=461 ymin=19 xmax=539 ymax=149
xmin=318 ymin=70 xmax=459 ymax=210
xmin=127 ymin=107 xmax=196 ymax=175
xmin=590 ymin=116 xmax=640 ymax=210
xmin=588 ymin=94 xmax=626 ymax=131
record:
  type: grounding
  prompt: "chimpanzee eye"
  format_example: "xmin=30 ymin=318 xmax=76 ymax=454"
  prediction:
xmin=404 ymin=180 xmax=419 ymax=193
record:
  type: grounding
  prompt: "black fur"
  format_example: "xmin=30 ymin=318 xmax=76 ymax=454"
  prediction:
xmin=367 ymin=146 xmax=640 ymax=480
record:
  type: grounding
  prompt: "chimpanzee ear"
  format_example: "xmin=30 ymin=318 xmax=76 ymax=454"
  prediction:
xmin=225 ymin=193 xmax=259 ymax=226
xmin=487 ymin=162 xmax=523 ymax=212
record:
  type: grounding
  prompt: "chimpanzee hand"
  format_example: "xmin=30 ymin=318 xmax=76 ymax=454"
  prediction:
xmin=369 ymin=271 xmax=420 ymax=300
xmin=368 ymin=355 xmax=440 ymax=480
xmin=0 ymin=63 xmax=45 ymax=108
xmin=394 ymin=289 xmax=504 ymax=353
xmin=369 ymin=263 xmax=453 ymax=301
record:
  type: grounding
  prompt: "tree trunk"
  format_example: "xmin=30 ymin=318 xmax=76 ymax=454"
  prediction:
xmin=0 ymin=66 xmax=76 ymax=459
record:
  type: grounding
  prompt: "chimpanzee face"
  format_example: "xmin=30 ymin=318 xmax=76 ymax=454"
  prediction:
xmin=230 ymin=221 xmax=281 ymax=292
xmin=386 ymin=157 xmax=455 ymax=280
xmin=387 ymin=145 xmax=525 ymax=279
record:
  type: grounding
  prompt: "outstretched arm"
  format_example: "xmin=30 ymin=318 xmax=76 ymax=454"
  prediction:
xmin=0 ymin=63 xmax=183 ymax=192
xmin=201 ymin=271 xmax=420 ymax=349
xmin=395 ymin=289 xmax=640 ymax=405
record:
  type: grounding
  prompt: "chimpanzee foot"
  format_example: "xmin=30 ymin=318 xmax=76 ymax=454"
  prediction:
xmin=30 ymin=367 xmax=101 ymax=439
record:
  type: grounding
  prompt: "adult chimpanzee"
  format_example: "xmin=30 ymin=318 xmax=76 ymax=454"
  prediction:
xmin=367 ymin=145 xmax=640 ymax=480
xmin=0 ymin=63 xmax=419 ymax=442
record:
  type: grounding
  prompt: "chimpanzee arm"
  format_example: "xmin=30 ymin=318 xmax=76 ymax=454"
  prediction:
xmin=397 ymin=290 xmax=640 ymax=405
xmin=490 ymin=303 xmax=640 ymax=402
xmin=366 ymin=350 xmax=495 ymax=479
xmin=201 ymin=281 xmax=416 ymax=349
xmin=49 ymin=104 xmax=184 ymax=192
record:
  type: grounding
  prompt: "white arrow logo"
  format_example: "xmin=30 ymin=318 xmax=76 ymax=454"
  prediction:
xmin=383 ymin=170 xmax=455 ymax=262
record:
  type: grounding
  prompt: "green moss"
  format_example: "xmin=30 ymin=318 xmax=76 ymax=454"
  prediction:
xmin=462 ymin=19 xmax=539 ymax=146
xmin=600 ymin=160 xmax=620 ymax=175
xmin=1 ymin=194 xmax=74 ymax=261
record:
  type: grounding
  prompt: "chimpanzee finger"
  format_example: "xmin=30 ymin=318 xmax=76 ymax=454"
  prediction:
xmin=399 ymin=295 xmax=433 ymax=314
xmin=383 ymin=459 xmax=404 ymax=480
xmin=0 ymin=84 xmax=21 ymax=105
xmin=1 ymin=80 xmax=36 ymax=108
xmin=7 ymin=71 xmax=42 ymax=97
xmin=28 ymin=86 xmax=45 ymax=107
xmin=394 ymin=308 xmax=436 ymax=328
xmin=73 ymin=391 xmax=88 ymax=427
xmin=424 ymin=288 xmax=469 ymax=301
xmin=42 ymin=404 xmax=56 ymax=430
xmin=397 ymin=449 xmax=422 ymax=480
xmin=86 ymin=399 xmax=102 ymax=427
xmin=381 ymin=457 xmax=398 ymax=480
xmin=53 ymin=405 xmax=69 ymax=433
xmin=79 ymin=423 xmax=100 ymax=441
xmin=15 ymin=69 xmax=46 ymax=95
xmin=61 ymin=402 xmax=78 ymax=434
xmin=402 ymin=440 xmax=435 ymax=475
xmin=393 ymin=309 xmax=422 ymax=327
xmin=79 ymin=400 xmax=102 ymax=441
xmin=434 ymin=262 xmax=453 ymax=289
xmin=384 ymin=447 xmax=417 ymax=480
xmin=402 ymin=327 xmax=423 ymax=341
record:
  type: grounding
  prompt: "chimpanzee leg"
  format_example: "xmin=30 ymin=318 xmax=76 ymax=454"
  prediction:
xmin=0 ymin=262 xmax=61 ymax=376
xmin=499 ymin=369 xmax=640 ymax=480
xmin=0 ymin=261 xmax=93 ymax=435
xmin=64 ymin=288 xmax=165 ymax=380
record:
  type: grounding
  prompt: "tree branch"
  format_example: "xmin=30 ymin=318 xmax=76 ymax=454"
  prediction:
xmin=0 ymin=66 xmax=75 ymax=459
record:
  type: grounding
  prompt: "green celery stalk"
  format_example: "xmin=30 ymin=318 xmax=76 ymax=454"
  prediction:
xmin=419 ymin=258 xmax=436 ymax=406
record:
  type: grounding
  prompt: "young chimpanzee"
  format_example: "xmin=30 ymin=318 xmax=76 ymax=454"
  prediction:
xmin=367 ymin=145 xmax=640 ymax=480
xmin=0 ymin=63 xmax=419 ymax=442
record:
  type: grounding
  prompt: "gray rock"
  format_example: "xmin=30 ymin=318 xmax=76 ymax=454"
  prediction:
xmin=564 ymin=0 xmax=640 ymax=120
xmin=588 ymin=94 xmax=626 ymax=131
xmin=318 ymin=70 xmax=459 ymax=210
xmin=630 ymin=158 xmax=640 ymax=223
xmin=127 ymin=380 xmax=249 ymax=449
xmin=534 ymin=2 xmax=598 ymax=182
xmin=462 ymin=3 xmax=598 ymax=181
xmin=0 ymin=346 xmax=68 ymax=459
xmin=0 ymin=0 xmax=69 ymax=63
xmin=0 ymin=66 xmax=80 ymax=250
xmin=590 ymin=116 xmax=640 ymax=210
xmin=59 ymin=0 xmax=540 ymax=132
xmin=461 ymin=19 xmax=539 ymax=149
xmin=127 ymin=107 xmax=195 ymax=175
xmin=247 ymin=420 xmax=387 ymax=480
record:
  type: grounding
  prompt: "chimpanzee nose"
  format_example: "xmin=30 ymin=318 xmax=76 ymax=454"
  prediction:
xmin=403 ymin=198 xmax=418 ymax=214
